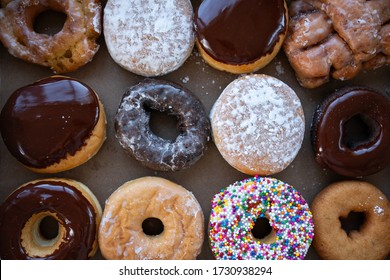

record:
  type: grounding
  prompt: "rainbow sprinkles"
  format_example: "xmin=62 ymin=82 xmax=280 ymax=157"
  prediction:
xmin=209 ymin=176 xmax=314 ymax=260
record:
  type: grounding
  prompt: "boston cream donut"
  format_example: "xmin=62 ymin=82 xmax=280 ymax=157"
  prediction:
xmin=0 ymin=76 xmax=106 ymax=173
xmin=98 ymin=177 xmax=204 ymax=260
xmin=210 ymin=74 xmax=305 ymax=175
xmin=311 ymin=181 xmax=390 ymax=259
xmin=209 ymin=176 xmax=314 ymax=260
xmin=194 ymin=0 xmax=288 ymax=74
xmin=0 ymin=178 xmax=102 ymax=259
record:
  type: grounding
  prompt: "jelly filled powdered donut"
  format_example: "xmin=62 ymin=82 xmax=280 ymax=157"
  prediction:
xmin=98 ymin=177 xmax=204 ymax=260
xmin=311 ymin=86 xmax=390 ymax=177
xmin=194 ymin=0 xmax=288 ymax=74
xmin=104 ymin=0 xmax=194 ymax=77
xmin=311 ymin=181 xmax=390 ymax=259
xmin=0 ymin=76 xmax=106 ymax=173
xmin=209 ymin=176 xmax=314 ymax=260
xmin=0 ymin=178 xmax=102 ymax=259
xmin=0 ymin=0 xmax=101 ymax=73
xmin=115 ymin=78 xmax=210 ymax=171
xmin=210 ymin=74 xmax=305 ymax=175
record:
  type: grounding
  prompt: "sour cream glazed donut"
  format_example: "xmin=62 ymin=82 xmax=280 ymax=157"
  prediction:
xmin=0 ymin=0 xmax=101 ymax=73
xmin=0 ymin=178 xmax=102 ymax=259
xmin=98 ymin=177 xmax=204 ymax=260
xmin=209 ymin=176 xmax=314 ymax=260
xmin=115 ymin=79 xmax=210 ymax=171
xmin=311 ymin=181 xmax=390 ymax=259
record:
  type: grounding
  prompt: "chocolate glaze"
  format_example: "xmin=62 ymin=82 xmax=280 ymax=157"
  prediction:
xmin=194 ymin=0 xmax=287 ymax=65
xmin=0 ymin=76 xmax=99 ymax=168
xmin=0 ymin=180 xmax=98 ymax=259
xmin=115 ymin=78 xmax=210 ymax=171
xmin=311 ymin=87 xmax=390 ymax=177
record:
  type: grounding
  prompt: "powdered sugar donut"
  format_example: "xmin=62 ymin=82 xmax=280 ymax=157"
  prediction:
xmin=104 ymin=0 xmax=195 ymax=77
xmin=209 ymin=176 xmax=314 ymax=259
xmin=210 ymin=74 xmax=305 ymax=175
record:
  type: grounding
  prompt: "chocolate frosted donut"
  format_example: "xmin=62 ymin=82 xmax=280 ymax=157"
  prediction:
xmin=311 ymin=86 xmax=390 ymax=177
xmin=115 ymin=79 xmax=210 ymax=171
xmin=0 ymin=76 xmax=106 ymax=173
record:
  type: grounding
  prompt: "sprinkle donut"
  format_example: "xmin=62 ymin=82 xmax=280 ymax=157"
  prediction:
xmin=209 ymin=176 xmax=314 ymax=260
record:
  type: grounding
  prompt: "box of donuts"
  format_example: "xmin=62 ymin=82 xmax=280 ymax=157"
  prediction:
xmin=0 ymin=0 xmax=389 ymax=260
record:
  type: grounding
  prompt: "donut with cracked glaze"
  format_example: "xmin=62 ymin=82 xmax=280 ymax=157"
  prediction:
xmin=115 ymin=78 xmax=210 ymax=172
xmin=0 ymin=0 xmax=101 ymax=73
xmin=98 ymin=176 xmax=204 ymax=260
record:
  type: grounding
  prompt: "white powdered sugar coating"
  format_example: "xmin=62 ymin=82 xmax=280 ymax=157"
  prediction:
xmin=104 ymin=0 xmax=195 ymax=77
xmin=211 ymin=75 xmax=305 ymax=175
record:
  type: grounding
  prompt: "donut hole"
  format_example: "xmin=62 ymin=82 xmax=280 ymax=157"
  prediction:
xmin=39 ymin=216 xmax=60 ymax=240
xmin=142 ymin=217 xmax=164 ymax=236
xmin=340 ymin=211 xmax=365 ymax=236
xmin=33 ymin=10 xmax=67 ymax=35
xmin=342 ymin=114 xmax=380 ymax=150
xmin=146 ymin=107 xmax=180 ymax=141
xmin=251 ymin=217 xmax=276 ymax=244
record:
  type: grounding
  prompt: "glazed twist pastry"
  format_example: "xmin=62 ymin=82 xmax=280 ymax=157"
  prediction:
xmin=284 ymin=0 xmax=390 ymax=88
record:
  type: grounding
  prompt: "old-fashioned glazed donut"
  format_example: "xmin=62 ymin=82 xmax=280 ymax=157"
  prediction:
xmin=194 ymin=0 xmax=288 ymax=74
xmin=98 ymin=177 xmax=204 ymax=260
xmin=210 ymin=74 xmax=305 ymax=175
xmin=0 ymin=0 xmax=101 ymax=73
xmin=0 ymin=76 xmax=106 ymax=173
xmin=115 ymin=79 xmax=210 ymax=171
xmin=311 ymin=86 xmax=390 ymax=177
xmin=311 ymin=181 xmax=390 ymax=259
xmin=0 ymin=178 xmax=102 ymax=259
xmin=209 ymin=176 xmax=314 ymax=260
xmin=104 ymin=0 xmax=194 ymax=77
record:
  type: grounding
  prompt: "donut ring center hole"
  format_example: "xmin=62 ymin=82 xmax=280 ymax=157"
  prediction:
xmin=146 ymin=106 xmax=180 ymax=141
xmin=251 ymin=217 xmax=276 ymax=244
xmin=142 ymin=217 xmax=164 ymax=236
xmin=339 ymin=211 xmax=365 ymax=236
xmin=33 ymin=9 xmax=67 ymax=35
xmin=342 ymin=114 xmax=380 ymax=150
xmin=39 ymin=215 xmax=60 ymax=240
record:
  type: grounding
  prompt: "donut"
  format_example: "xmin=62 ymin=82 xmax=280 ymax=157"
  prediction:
xmin=210 ymin=74 xmax=305 ymax=175
xmin=194 ymin=0 xmax=288 ymax=74
xmin=0 ymin=0 xmax=101 ymax=73
xmin=0 ymin=76 xmax=106 ymax=173
xmin=0 ymin=178 xmax=102 ymax=259
xmin=104 ymin=0 xmax=194 ymax=77
xmin=98 ymin=177 xmax=204 ymax=260
xmin=209 ymin=176 xmax=314 ymax=260
xmin=115 ymin=78 xmax=210 ymax=171
xmin=311 ymin=181 xmax=390 ymax=259
xmin=311 ymin=86 xmax=390 ymax=177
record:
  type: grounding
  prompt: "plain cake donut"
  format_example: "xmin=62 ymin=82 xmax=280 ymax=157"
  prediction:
xmin=0 ymin=178 xmax=102 ymax=259
xmin=0 ymin=76 xmax=106 ymax=173
xmin=209 ymin=176 xmax=314 ymax=260
xmin=311 ymin=86 xmax=390 ymax=177
xmin=104 ymin=0 xmax=195 ymax=76
xmin=194 ymin=0 xmax=288 ymax=74
xmin=311 ymin=181 xmax=390 ymax=259
xmin=0 ymin=0 xmax=102 ymax=73
xmin=210 ymin=74 xmax=305 ymax=175
xmin=115 ymin=78 xmax=210 ymax=171
xmin=98 ymin=177 xmax=204 ymax=260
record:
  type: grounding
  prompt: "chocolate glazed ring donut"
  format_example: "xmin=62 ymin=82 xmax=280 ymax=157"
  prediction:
xmin=115 ymin=79 xmax=211 ymax=171
xmin=311 ymin=86 xmax=390 ymax=177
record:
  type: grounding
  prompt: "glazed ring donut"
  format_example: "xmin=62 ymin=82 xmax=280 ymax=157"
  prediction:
xmin=209 ymin=176 xmax=314 ymax=260
xmin=98 ymin=177 xmax=204 ymax=260
xmin=311 ymin=86 xmax=390 ymax=177
xmin=0 ymin=0 xmax=101 ymax=73
xmin=0 ymin=178 xmax=102 ymax=259
xmin=115 ymin=78 xmax=210 ymax=171
xmin=0 ymin=76 xmax=106 ymax=173
xmin=311 ymin=181 xmax=390 ymax=259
